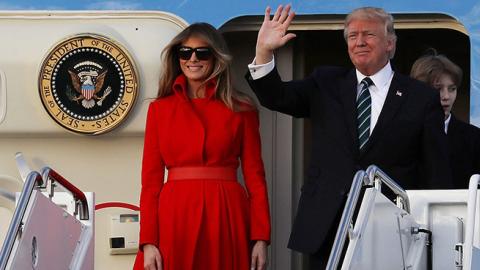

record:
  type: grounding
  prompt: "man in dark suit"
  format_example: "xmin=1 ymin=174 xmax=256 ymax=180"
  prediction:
xmin=411 ymin=53 xmax=480 ymax=189
xmin=245 ymin=5 xmax=452 ymax=269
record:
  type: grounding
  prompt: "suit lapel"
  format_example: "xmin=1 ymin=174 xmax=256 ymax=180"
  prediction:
xmin=339 ymin=69 xmax=358 ymax=156
xmin=447 ymin=115 xmax=461 ymax=145
xmin=360 ymin=72 xmax=408 ymax=156
xmin=339 ymin=70 xmax=360 ymax=154
xmin=447 ymin=115 xmax=457 ymax=134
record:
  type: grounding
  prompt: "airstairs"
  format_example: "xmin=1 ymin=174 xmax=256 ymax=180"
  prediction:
xmin=0 ymin=154 xmax=94 ymax=270
xmin=327 ymin=165 xmax=480 ymax=270
xmin=1 ymin=158 xmax=480 ymax=269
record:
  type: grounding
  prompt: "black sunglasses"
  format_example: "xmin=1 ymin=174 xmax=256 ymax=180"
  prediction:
xmin=178 ymin=46 xmax=213 ymax=61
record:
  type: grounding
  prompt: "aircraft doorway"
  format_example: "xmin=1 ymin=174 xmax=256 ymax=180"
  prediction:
xmin=222 ymin=13 xmax=470 ymax=270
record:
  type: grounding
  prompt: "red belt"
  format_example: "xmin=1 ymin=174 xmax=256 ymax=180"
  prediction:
xmin=167 ymin=166 xmax=237 ymax=181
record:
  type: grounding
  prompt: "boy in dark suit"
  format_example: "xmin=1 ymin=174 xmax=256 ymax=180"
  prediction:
xmin=411 ymin=53 xmax=480 ymax=189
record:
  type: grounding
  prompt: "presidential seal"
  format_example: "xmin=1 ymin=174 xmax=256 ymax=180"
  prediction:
xmin=39 ymin=34 xmax=138 ymax=135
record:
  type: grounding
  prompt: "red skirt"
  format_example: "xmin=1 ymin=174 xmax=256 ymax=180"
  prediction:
xmin=134 ymin=173 xmax=251 ymax=270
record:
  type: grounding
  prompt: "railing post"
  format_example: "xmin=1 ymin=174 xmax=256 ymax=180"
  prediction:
xmin=366 ymin=165 xmax=410 ymax=213
xmin=463 ymin=174 xmax=480 ymax=270
xmin=0 ymin=171 xmax=43 ymax=270
xmin=41 ymin=167 xmax=89 ymax=220
xmin=326 ymin=170 xmax=367 ymax=270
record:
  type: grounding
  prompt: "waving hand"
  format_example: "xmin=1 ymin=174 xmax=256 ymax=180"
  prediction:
xmin=255 ymin=4 xmax=296 ymax=64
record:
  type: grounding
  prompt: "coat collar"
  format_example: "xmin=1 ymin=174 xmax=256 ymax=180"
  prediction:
xmin=172 ymin=74 xmax=218 ymax=101
xmin=446 ymin=114 xmax=464 ymax=137
xmin=355 ymin=62 xmax=393 ymax=98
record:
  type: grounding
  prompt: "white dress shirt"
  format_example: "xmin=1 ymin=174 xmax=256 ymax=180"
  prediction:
xmin=444 ymin=114 xmax=451 ymax=134
xmin=248 ymin=57 xmax=394 ymax=134
xmin=355 ymin=64 xmax=393 ymax=134
xmin=248 ymin=57 xmax=276 ymax=80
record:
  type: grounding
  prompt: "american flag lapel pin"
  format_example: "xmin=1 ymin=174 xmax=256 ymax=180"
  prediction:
xmin=396 ymin=90 xmax=403 ymax=97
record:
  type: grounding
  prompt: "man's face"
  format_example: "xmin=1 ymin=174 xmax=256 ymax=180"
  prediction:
xmin=346 ymin=19 xmax=394 ymax=75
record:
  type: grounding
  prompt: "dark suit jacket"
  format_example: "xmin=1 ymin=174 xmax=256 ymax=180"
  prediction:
xmin=447 ymin=115 xmax=480 ymax=188
xmin=246 ymin=65 xmax=452 ymax=254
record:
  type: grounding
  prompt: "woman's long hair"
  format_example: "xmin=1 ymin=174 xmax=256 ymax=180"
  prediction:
xmin=157 ymin=22 xmax=253 ymax=111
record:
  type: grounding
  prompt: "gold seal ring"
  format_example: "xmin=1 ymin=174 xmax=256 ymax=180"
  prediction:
xmin=39 ymin=34 xmax=139 ymax=135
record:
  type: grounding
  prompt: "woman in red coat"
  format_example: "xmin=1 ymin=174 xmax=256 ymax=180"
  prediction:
xmin=133 ymin=23 xmax=271 ymax=270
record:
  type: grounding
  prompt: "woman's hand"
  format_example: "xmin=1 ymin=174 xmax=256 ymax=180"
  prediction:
xmin=143 ymin=244 xmax=162 ymax=270
xmin=251 ymin=240 xmax=268 ymax=270
xmin=255 ymin=4 xmax=296 ymax=64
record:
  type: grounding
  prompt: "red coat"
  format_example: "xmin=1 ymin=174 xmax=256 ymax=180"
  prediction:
xmin=135 ymin=75 xmax=270 ymax=270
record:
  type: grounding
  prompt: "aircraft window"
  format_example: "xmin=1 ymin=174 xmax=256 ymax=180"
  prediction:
xmin=223 ymin=14 xmax=470 ymax=270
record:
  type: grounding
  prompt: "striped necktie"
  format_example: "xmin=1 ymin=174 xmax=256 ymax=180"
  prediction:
xmin=357 ymin=77 xmax=373 ymax=150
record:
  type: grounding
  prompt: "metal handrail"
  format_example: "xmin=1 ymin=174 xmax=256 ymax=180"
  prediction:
xmin=326 ymin=170 xmax=368 ymax=270
xmin=366 ymin=165 xmax=410 ymax=213
xmin=326 ymin=166 xmax=411 ymax=269
xmin=0 ymin=171 xmax=43 ymax=270
xmin=41 ymin=167 xmax=89 ymax=220
xmin=463 ymin=174 xmax=480 ymax=270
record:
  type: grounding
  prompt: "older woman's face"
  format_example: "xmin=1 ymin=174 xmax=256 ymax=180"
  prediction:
xmin=178 ymin=36 xmax=214 ymax=83
xmin=433 ymin=73 xmax=457 ymax=118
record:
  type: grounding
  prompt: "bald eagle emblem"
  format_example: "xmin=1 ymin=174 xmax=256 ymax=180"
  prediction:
xmin=67 ymin=61 xmax=112 ymax=109
xmin=39 ymin=34 xmax=139 ymax=135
